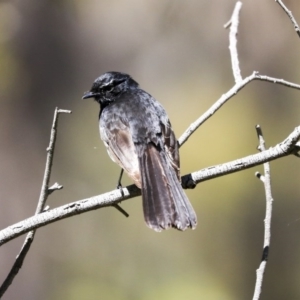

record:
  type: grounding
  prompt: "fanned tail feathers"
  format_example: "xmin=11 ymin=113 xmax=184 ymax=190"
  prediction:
xmin=139 ymin=144 xmax=197 ymax=232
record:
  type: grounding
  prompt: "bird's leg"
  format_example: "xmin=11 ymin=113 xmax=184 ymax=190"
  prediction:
xmin=112 ymin=169 xmax=129 ymax=218
xmin=117 ymin=169 xmax=124 ymax=189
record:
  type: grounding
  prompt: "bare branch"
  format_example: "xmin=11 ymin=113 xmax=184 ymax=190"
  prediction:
xmin=178 ymin=71 xmax=300 ymax=147
xmin=39 ymin=108 xmax=71 ymax=212
xmin=275 ymin=0 xmax=300 ymax=38
xmin=185 ymin=125 xmax=300 ymax=186
xmin=224 ymin=1 xmax=243 ymax=83
xmin=0 ymin=108 xmax=71 ymax=298
xmin=178 ymin=72 xmax=256 ymax=147
xmin=0 ymin=125 xmax=299 ymax=247
xmin=0 ymin=184 xmax=139 ymax=247
xmin=179 ymin=2 xmax=300 ymax=148
xmin=252 ymin=125 xmax=274 ymax=300
xmin=1 ymin=3 xmax=300 ymax=296
xmin=254 ymin=74 xmax=300 ymax=89
xmin=112 ymin=204 xmax=130 ymax=218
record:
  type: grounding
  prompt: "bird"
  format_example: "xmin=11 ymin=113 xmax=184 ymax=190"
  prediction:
xmin=82 ymin=72 xmax=197 ymax=232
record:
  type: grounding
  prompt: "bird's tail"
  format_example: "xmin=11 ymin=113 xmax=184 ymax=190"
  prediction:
xmin=138 ymin=144 xmax=197 ymax=232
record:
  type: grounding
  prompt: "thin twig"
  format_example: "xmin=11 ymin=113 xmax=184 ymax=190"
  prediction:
xmin=0 ymin=108 xmax=71 ymax=298
xmin=275 ymin=0 xmax=300 ymax=38
xmin=252 ymin=125 xmax=274 ymax=300
xmin=178 ymin=71 xmax=300 ymax=147
xmin=0 ymin=124 xmax=299 ymax=247
xmin=254 ymin=74 xmax=300 ymax=89
xmin=224 ymin=1 xmax=243 ymax=83
xmin=36 ymin=108 xmax=71 ymax=213
xmin=48 ymin=182 xmax=63 ymax=195
xmin=113 ymin=204 xmax=130 ymax=218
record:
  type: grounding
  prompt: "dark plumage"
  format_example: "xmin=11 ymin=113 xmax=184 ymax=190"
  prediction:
xmin=83 ymin=72 xmax=197 ymax=231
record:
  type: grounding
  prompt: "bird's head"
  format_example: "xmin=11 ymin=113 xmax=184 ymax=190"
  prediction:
xmin=82 ymin=72 xmax=138 ymax=105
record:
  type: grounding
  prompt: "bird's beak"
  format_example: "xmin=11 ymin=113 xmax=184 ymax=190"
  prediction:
xmin=82 ymin=91 xmax=96 ymax=99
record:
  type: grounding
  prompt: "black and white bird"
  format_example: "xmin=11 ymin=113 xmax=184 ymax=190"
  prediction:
xmin=83 ymin=72 xmax=197 ymax=232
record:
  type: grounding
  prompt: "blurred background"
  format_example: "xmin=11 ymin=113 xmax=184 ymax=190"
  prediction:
xmin=0 ymin=0 xmax=300 ymax=299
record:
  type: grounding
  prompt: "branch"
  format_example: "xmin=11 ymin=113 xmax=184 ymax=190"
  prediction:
xmin=1 ymin=3 xmax=300 ymax=296
xmin=178 ymin=72 xmax=300 ymax=147
xmin=0 ymin=125 xmax=299 ymax=247
xmin=252 ymin=125 xmax=274 ymax=300
xmin=224 ymin=1 xmax=243 ymax=83
xmin=0 ymin=108 xmax=71 ymax=298
xmin=275 ymin=0 xmax=300 ymax=38
xmin=1 ymin=0 xmax=298 ymax=254
xmin=179 ymin=1 xmax=300 ymax=148
xmin=183 ymin=125 xmax=300 ymax=187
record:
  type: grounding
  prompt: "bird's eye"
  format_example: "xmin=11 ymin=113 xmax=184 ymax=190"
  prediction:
xmin=101 ymin=78 xmax=126 ymax=93
xmin=102 ymin=84 xmax=114 ymax=92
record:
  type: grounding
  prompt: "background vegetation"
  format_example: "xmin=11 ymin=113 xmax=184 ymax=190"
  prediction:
xmin=0 ymin=0 xmax=299 ymax=299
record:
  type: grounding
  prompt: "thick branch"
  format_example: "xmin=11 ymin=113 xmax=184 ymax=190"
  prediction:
xmin=0 ymin=125 xmax=299 ymax=247
xmin=185 ymin=125 xmax=300 ymax=186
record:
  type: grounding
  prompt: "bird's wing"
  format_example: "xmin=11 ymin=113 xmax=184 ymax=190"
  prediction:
xmin=160 ymin=120 xmax=181 ymax=181
xmin=100 ymin=117 xmax=141 ymax=188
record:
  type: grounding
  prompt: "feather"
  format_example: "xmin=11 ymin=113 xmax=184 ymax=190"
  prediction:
xmin=139 ymin=143 xmax=197 ymax=231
